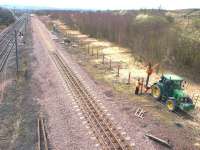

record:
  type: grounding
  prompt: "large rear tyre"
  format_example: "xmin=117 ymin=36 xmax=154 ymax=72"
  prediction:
xmin=166 ymin=99 xmax=176 ymax=111
xmin=151 ymin=85 xmax=161 ymax=100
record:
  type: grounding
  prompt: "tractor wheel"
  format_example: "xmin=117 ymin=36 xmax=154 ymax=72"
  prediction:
xmin=166 ymin=99 xmax=176 ymax=111
xmin=151 ymin=85 xmax=161 ymax=100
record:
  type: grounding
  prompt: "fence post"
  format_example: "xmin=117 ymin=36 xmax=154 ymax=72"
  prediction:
xmin=97 ymin=49 xmax=99 ymax=59
xmin=140 ymin=78 xmax=144 ymax=94
xmin=117 ymin=64 xmax=120 ymax=77
xmin=146 ymin=62 xmax=152 ymax=87
xmin=109 ymin=56 xmax=112 ymax=69
xmin=87 ymin=45 xmax=90 ymax=54
xmin=102 ymin=54 xmax=105 ymax=64
xmin=127 ymin=72 xmax=131 ymax=84
xmin=92 ymin=48 xmax=94 ymax=56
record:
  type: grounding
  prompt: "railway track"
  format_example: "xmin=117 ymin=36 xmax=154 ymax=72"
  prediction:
xmin=37 ymin=117 xmax=49 ymax=150
xmin=0 ymin=15 xmax=26 ymax=44
xmin=0 ymin=15 xmax=27 ymax=71
xmin=52 ymin=52 xmax=133 ymax=150
xmin=0 ymin=15 xmax=27 ymax=101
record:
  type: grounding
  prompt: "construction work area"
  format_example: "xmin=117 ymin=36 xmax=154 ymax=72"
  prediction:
xmin=0 ymin=2 xmax=200 ymax=150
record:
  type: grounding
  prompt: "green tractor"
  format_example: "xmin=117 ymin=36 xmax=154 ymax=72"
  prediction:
xmin=151 ymin=74 xmax=195 ymax=111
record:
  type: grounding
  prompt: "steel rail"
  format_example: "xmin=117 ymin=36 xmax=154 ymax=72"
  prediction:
xmin=37 ymin=117 xmax=49 ymax=150
xmin=52 ymin=52 xmax=133 ymax=150
xmin=0 ymin=16 xmax=26 ymax=54
xmin=53 ymin=53 xmax=130 ymax=149
xmin=0 ymin=41 xmax=15 ymax=71
xmin=0 ymin=15 xmax=27 ymax=72
xmin=0 ymin=38 xmax=13 ymax=58
xmin=0 ymin=16 xmax=25 ymax=44
xmin=53 ymin=54 xmax=112 ymax=149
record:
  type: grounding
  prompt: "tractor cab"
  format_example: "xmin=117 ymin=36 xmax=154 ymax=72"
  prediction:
xmin=159 ymin=74 xmax=183 ymax=97
xmin=151 ymin=74 xmax=195 ymax=111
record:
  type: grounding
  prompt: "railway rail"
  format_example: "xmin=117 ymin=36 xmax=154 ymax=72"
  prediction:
xmin=0 ymin=15 xmax=27 ymax=71
xmin=37 ymin=117 xmax=49 ymax=150
xmin=0 ymin=15 xmax=26 ymax=44
xmin=0 ymin=15 xmax=27 ymax=101
xmin=52 ymin=52 xmax=133 ymax=150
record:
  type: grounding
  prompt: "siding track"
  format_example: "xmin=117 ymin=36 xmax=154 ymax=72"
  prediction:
xmin=52 ymin=52 xmax=133 ymax=150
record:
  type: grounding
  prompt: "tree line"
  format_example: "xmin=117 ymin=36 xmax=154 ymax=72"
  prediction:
xmin=49 ymin=10 xmax=200 ymax=76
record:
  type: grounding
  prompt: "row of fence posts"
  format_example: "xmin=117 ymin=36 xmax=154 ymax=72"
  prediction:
xmin=65 ymin=32 xmax=151 ymax=93
xmin=84 ymin=42 xmax=138 ymax=86
xmin=65 ymin=31 xmax=200 ymax=106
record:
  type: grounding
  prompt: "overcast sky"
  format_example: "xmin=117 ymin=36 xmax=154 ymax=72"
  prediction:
xmin=0 ymin=0 xmax=200 ymax=10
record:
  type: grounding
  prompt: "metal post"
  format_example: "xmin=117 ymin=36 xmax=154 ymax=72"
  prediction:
xmin=15 ymin=30 xmax=19 ymax=72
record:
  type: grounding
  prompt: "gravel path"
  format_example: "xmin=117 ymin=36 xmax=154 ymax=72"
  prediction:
xmin=30 ymin=16 xmax=96 ymax=150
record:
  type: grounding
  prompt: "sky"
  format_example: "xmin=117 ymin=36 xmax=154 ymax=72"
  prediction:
xmin=0 ymin=0 xmax=200 ymax=10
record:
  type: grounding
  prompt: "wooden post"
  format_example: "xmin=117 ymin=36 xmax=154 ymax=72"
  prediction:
xmin=92 ymin=48 xmax=94 ymax=56
xmin=140 ymin=78 xmax=144 ymax=94
xmin=102 ymin=54 xmax=105 ymax=64
xmin=109 ymin=56 xmax=112 ymax=69
xmin=117 ymin=64 xmax=120 ymax=77
xmin=87 ymin=45 xmax=90 ymax=54
xmin=135 ymin=78 xmax=140 ymax=95
xmin=146 ymin=62 xmax=152 ymax=87
xmin=97 ymin=49 xmax=99 ymax=59
xmin=145 ymin=134 xmax=172 ymax=148
xmin=127 ymin=72 xmax=131 ymax=84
